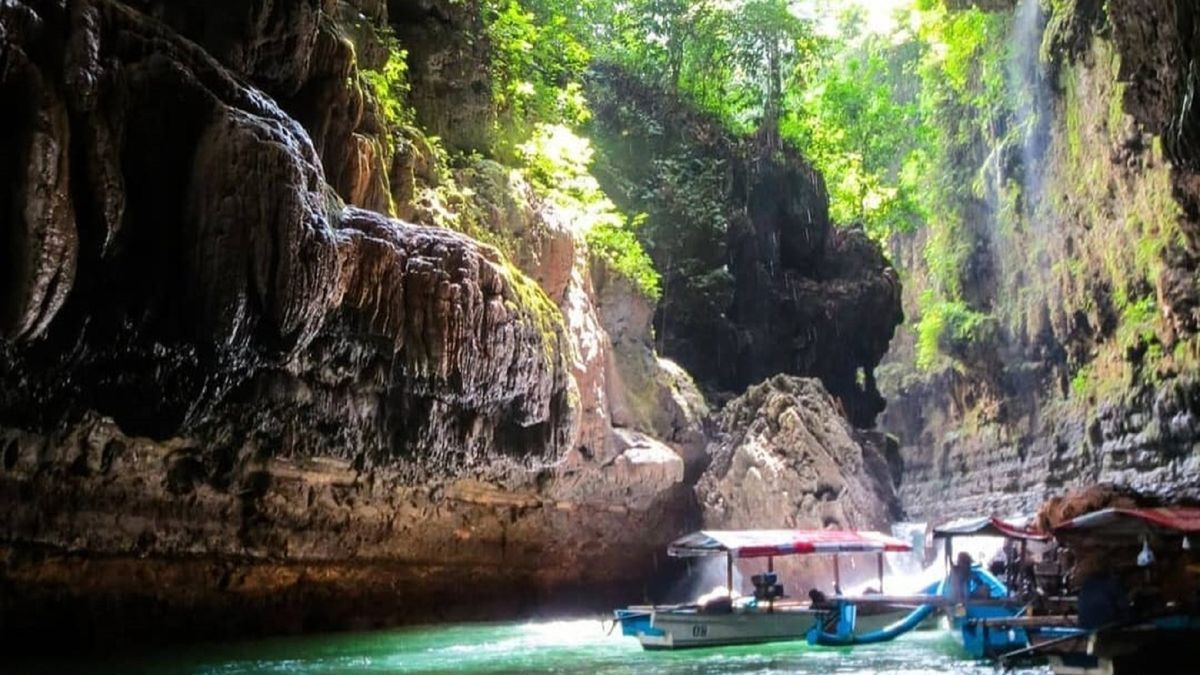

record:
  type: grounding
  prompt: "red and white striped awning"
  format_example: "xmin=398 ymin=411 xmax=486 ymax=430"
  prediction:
xmin=1054 ymin=507 xmax=1200 ymax=536
xmin=933 ymin=515 xmax=1050 ymax=541
xmin=668 ymin=529 xmax=913 ymax=559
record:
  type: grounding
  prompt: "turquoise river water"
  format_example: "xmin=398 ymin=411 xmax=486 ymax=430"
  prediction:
xmin=27 ymin=618 xmax=1052 ymax=674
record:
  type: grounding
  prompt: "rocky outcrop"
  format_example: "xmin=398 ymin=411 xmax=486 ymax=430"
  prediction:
xmin=0 ymin=413 xmax=697 ymax=647
xmin=0 ymin=0 xmax=568 ymax=467
xmin=697 ymin=376 xmax=900 ymax=587
xmin=884 ymin=0 xmax=1200 ymax=522
xmin=892 ymin=372 xmax=1200 ymax=520
xmin=0 ymin=0 xmax=705 ymax=647
xmin=700 ymin=375 xmax=900 ymax=532
xmin=592 ymin=261 xmax=711 ymax=477
xmin=587 ymin=65 xmax=904 ymax=428
xmin=0 ymin=0 xmax=911 ymax=649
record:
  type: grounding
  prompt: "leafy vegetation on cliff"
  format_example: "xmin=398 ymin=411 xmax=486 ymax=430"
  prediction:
xmin=359 ymin=0 xmax=1190 ymax=403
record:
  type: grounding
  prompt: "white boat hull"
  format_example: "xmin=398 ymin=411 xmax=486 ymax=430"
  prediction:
xmin=637 ymin=608 xmax=819 ymax=650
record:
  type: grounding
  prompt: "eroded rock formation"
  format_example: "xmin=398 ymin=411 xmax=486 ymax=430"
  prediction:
xmin=0 ymin=0 xmax=706 ymax=647
xmin=0 ymin=0 xmax=908 ymax=650
xmin=883 ymin=0 xmax=1200 ymax=522
xmin=1 ymin=0 xmax=568 ymax=469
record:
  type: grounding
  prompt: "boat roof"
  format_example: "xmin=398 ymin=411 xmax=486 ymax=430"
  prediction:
xmin=932 ymin=515 xmax=1049 ymax=541
xmin=667 ymin=529 xmax=913 ymax=559
xmin=1053 ymin=507 xmax=1200 ymax=537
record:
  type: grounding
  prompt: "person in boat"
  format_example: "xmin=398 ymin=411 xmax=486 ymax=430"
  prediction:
xmin=700 ymin=595 xmax=734 ymax=614
xmin=1014 ymin=548 xmax=1041 ymax=598
xmin=950 ymin=551 xmax=974 ymax=601
xmin=808 ymin=588 xmax=832 ymax=609
xmin=810 ymin=588 xmax=842 ymax=632
xmin=988 ymin=551 xmax=1006 ymax=578
xmin=990 ymin=541 xmax=1012 ymax=578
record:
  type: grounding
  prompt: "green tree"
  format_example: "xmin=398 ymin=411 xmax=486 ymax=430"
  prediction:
xmin=485 ymin=0 xmax=593 ymax=151
xmin=780 ymin=5 xmax=929 ymax=241
xmin=730 ymin=0 xmax=815 ymax=133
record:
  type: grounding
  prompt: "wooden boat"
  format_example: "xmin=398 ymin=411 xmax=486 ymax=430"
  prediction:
xmin=929 ymin=513 xmax=1051 ymax=658
xmin=994 ymin=507 xmax=1200 ymax=675
xmin=613 ymin=529 xmax=919 ymax=650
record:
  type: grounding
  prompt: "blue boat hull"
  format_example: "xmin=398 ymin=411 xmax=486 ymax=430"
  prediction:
xmin=613 ymin=608 xmax=657 ymax=638
xmin=949 ymin=566 xmax=1029 ymax=658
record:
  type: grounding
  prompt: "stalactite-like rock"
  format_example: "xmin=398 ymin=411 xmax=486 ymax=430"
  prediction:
xmin=0 ymin=0 xmax=709 ymax=649
xmin=0 ymin=0 xmax=569 ymax=456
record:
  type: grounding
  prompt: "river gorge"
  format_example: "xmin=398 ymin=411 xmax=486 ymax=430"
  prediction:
xmin=1 ymin=0 xmax=1198 ymax=671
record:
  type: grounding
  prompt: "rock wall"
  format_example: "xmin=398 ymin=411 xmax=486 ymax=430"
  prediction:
xmin=698 ymin=375 xmax=900 ymax=588
xmin=884 ymin=0 xmax=1200 ymax=522
xmin=0 ymin=0 xmax=707 ymax=648
xmin=0 ymin=0 xmax=910 ymax=650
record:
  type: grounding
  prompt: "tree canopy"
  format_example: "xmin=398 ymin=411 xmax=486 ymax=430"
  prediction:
xmin=375 ymin=0 xmax=1046 ymax=371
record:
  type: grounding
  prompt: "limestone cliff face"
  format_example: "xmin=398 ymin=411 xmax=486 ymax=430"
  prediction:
xmin=884 ymin=0 xmax=1200 ymax=521
xmin=700 ymin=376 xmax=899 ymax=531
xmin=0 ymin=0 xmax=907 ymax=649
xmin=1 ymin=0 xmax=569 ymax=464
xmin=0 ymin=0 xmax=706 ymax=647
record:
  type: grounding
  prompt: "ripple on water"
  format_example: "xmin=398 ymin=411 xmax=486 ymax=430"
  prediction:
xmin=28 ymin=619 xmax=1052 ymax=675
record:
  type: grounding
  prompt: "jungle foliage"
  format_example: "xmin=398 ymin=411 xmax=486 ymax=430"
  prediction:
xmin=475 ymin=0 xmax=1020 ymax=367
xmin=377 ymin=0 xmax=1132 ymax=373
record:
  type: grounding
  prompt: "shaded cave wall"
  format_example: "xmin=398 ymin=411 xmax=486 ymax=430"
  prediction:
xmin=0 ymin=0 xmax=906 ymax=650
xmin=0 ymin=0 xmax=705 ymax=648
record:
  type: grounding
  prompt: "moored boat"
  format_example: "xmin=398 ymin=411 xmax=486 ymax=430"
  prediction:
xmin=613 ymin=528 xmax=917 ymax=650
xmin=930 ymin=514 xmax=1053 ymax=658
xmin=995 ymin=506 xmax=1200 ymax=675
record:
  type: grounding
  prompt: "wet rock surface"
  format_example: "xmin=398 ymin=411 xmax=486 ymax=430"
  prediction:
xmin=699 ymin=375 xmax=900 ymax=532
xmin=0 ymin=0 xmax=905 ymax=652
xmin=0 ymin=0 xmax=570 ymax=470
xmin=696 ymin=375 xmax=901 ymax=587
xmin=0 ymin=415 xmax=697 ymax=648
xmin=893 ymin=377 xmax=1200 ymax=522
xmin=0 ymin=0 xmax=701 ymax=648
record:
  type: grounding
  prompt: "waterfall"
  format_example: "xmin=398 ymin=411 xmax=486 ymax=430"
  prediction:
xmin=1009 ymin=0 xmax=1051 ymax=229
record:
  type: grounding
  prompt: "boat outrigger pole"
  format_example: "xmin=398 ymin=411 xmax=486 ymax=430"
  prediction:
xmin=877 ymin=552 xmax=884 ymax=593
xmin=726 ymin=551 xmax=733 ymax=599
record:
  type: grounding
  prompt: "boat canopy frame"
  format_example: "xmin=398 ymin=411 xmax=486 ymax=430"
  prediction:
xmin=931 ymin=515 xmax=1049 ymax=597
xmin=932 ymin=515 xmax=1049 ymax=542
xmin=668 ymin=529 xmax=913 ymax=559
xmin=1052 ymin=507 xmax=1200 ymax=537
xmin=668 ymin=529 xmax=913 ymax=601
